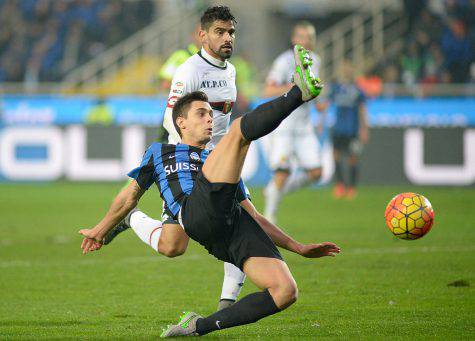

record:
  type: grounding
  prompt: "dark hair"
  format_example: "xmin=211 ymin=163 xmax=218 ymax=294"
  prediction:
xmin=200 ymin=5 xmax=236 ymax=30
xmin=172 ymin=91 xmax=209 ymax=137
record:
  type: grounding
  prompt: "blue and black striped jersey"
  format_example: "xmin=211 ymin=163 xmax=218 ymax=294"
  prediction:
xmin=329 ymin=83 xmax=366 ymax=136
xmin=128 ymin=143 xmax=249 ymax=219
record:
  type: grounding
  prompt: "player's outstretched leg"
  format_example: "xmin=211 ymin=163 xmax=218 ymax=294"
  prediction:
xmin=203 ymin=45 xmax=322 ymax=184
xmin=130 ymin=213 xmax=189 ymax=256
xmin=193 ymin=258 xmax=297 ymax=336
xmin=161 ymin=257 xmax=297 ymax=337
xmin=107 ymin=208 xmax=165 ymax=252
xmin=104 ymin=208 xmax=190 ymax=256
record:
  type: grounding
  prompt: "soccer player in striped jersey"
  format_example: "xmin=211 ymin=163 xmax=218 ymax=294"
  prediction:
xmin=319 ymin=60 xmax=369 ymax=199
xmin=105 ymin=6 xmax=247 ymax=311
xmin=79 ymin=45 xmax=339 ymax=337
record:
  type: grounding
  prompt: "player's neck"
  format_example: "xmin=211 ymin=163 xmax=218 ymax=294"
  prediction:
xmin=201 ymin=47 xmax=227 ymax=67
xmin=180 ymin=137 xmax=206 ymax=149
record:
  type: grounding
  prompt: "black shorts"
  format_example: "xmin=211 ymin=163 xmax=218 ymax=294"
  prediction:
xmin=332 ymin=134 xmax=362 ymax=155
xmin=180 ymin=172 xmax=282 ymax=270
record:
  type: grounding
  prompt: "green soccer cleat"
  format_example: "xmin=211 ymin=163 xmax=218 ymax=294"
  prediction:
xmin=293 ymin=44 xmax=323 ymax=101
xmin=160 ymin=311 xmax=202 ymax=337
xmin=102 ymin=207 xmax=137 ymax=245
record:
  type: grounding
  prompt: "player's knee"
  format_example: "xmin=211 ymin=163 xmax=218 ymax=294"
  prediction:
xmin=269 ymin=280 xmax=298 ymax=309
xmin=281 ymin=281 xmax=299 ymax=306
xmin=157 ymin=242 xmax=186 ymax=258
xmin=159 ymin=245 xmax=185 ymax=258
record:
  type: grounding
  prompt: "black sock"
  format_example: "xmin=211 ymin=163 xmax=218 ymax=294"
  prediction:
xmin=240 ymin=86 xmax=303 ymax=141
xmin=334 ymin=159 xmax=344 ymax=184
xmin=349 ymin=164 xmax=358 ymax=187
xmin=195 ymin=290 xmax=280 ymax=335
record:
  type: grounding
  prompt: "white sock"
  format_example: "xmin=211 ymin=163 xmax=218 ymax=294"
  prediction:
xmin=220 ymin=262 xmax=246 ymax=301
xmin=129 ymin=210 xmax=162 ymax=252
xmin=264 ymin=180 xmax=283 ymax=223
xmin=282 ymin=172 xmax=312 ymax=194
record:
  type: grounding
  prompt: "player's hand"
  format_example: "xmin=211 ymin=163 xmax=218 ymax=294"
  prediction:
xmin=297 ymin=242 xmax=341 ymax=258
xmin=78 ymin=229 xmax=103 ymax=255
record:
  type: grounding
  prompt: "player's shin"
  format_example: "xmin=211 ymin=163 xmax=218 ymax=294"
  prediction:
xmin=240 ymin=86 xmax=304 ymax=141
xmin=334 ymin=159 xmax=344 ymax=185
xmin=218 ymin=263 xmax=246 ymax=310
xmin=196 ymin=289 xmax=280 ymax=335
xmin=129 ymin=210 xmax=162 ymax=252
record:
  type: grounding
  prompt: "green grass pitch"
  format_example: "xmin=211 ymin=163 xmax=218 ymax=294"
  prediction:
xmin=1 ymin=183 xmax=474 ymax=339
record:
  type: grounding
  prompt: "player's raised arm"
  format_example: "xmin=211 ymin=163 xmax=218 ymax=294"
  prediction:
xmin=239 ymin=198 xmax=340 ymax=258
xmin=78 ymin=180 xmax=145 ymax=254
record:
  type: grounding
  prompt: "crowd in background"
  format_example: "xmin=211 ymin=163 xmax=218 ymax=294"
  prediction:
xmin=0 ymin=0 xmax=474 ymax=87
xmin=0 ymin=0 xmax=154 ymax=83
xmin=380 ymin=0 xmax=475 ymax=85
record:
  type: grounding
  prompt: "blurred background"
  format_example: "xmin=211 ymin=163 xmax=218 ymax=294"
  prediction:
xmin=0 ymin=0 xmax=474 ymax=186
xmin=1 ymin=3 xmax=473 ymax=339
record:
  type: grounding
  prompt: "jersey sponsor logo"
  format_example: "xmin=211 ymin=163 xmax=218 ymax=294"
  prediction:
xmin=171 ymin=81 xmax=184 ymax=95
xmin=167 ymin=96 xmax=178 ymax=108
xmin=189 ymin=152 xmax=200 ymax=161
xmin=164 ymin=162 xmax=199 ymax=176
xmin=200 ymin=80 xmax=228 ymax=88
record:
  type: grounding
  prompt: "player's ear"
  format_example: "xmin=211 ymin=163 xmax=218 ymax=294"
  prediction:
xmin=198 ymin=29 xmax=207 ymax=42
xmin=176 ymin=116 xmax=186 ymax=133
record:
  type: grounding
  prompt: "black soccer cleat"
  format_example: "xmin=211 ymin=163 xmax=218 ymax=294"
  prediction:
xmin=102 ymin=207 xmax=137 ymax=245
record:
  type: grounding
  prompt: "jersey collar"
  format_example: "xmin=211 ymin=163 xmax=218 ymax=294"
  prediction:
xmin=199 ymin=48 xmax=227 ymax=69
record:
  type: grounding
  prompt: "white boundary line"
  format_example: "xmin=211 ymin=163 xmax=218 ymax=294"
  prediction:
xmin=1 ymin=246 xmax=474 ymax=268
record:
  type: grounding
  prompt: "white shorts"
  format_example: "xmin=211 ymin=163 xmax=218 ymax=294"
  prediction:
xmin=266 ymin=125 xmax=322 ymax=171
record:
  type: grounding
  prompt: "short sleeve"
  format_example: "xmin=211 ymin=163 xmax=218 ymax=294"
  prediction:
xmin=128 ymin=146 xmax=157 ymax=190
xmin=166 ymin=63 xmax=199 ymax=109
xmin=236 ymin=179 xmax=251 ymax=202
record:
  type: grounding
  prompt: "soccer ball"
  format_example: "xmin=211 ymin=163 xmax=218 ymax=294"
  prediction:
xmin=384 ymin=192 xmax=434 ymax=240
